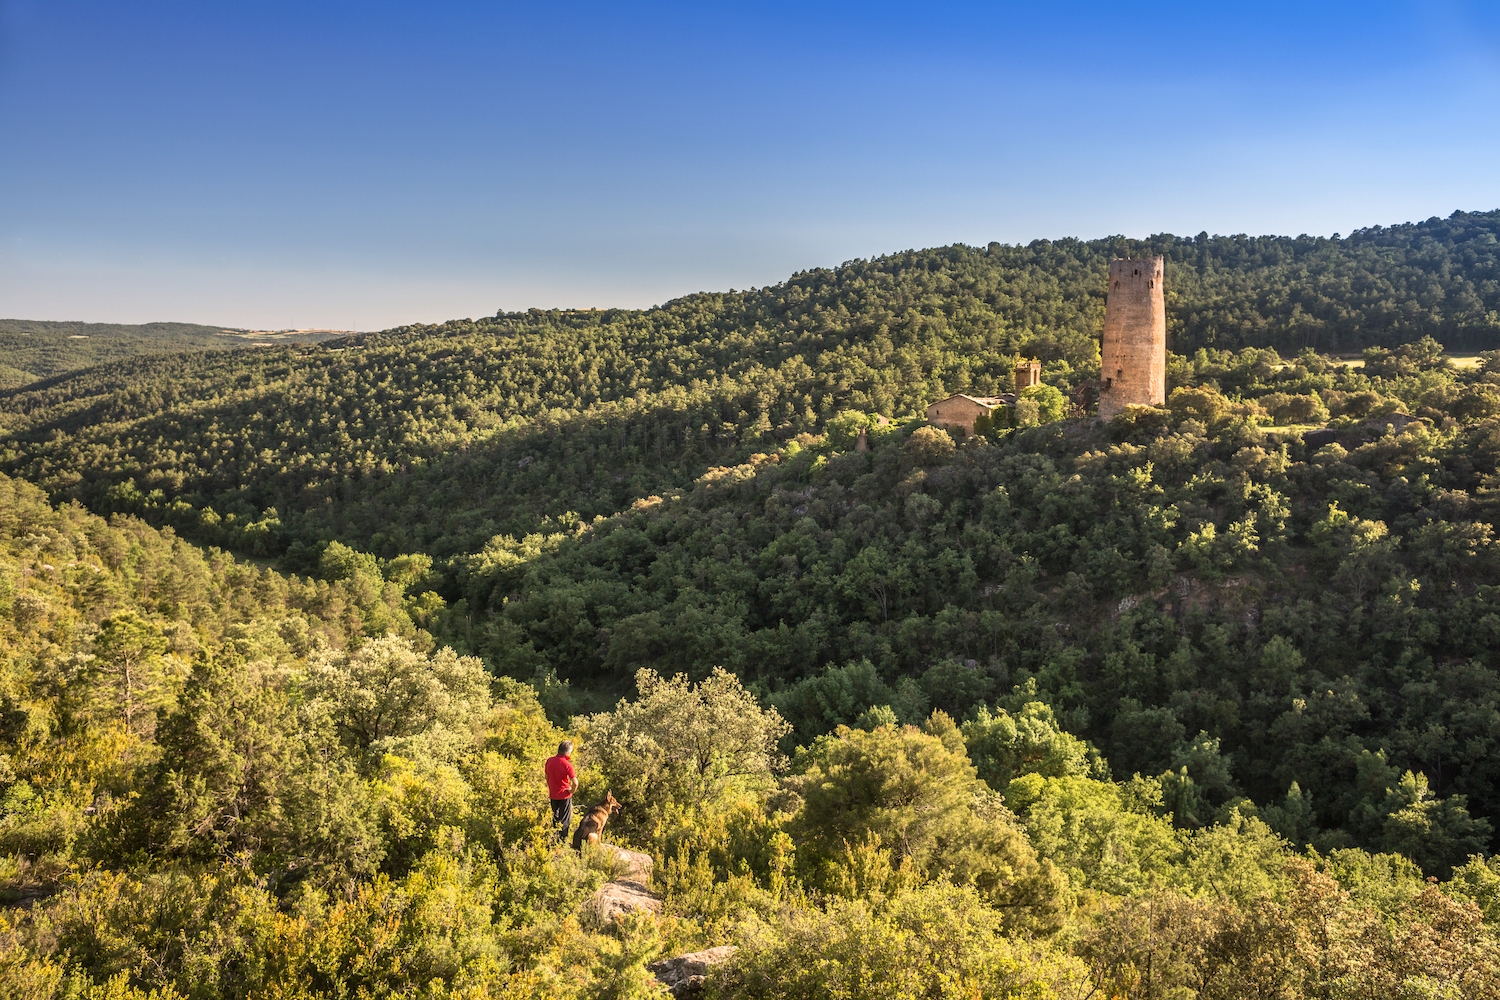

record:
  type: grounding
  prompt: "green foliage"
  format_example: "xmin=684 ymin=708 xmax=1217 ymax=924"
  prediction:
xmin=8 ymin=210 xmax=1500 ymax=564
xmin=902 ymin=426 xmax=955 ymax=466
xmin=85 ymin=611 xmax=176 ymax=738
xmin=401 ymin=336 xmax=1500 ymax=873
xmin=1007 ymin=774 xmax=1183 ymax=895
xmin=1077 ymin=858 xmax=1500 ymax=999
xmin=824 ymin=410 xmax=874 ymax=449
xmin=1447 ymin=854 xmax=1500 ymax=922
xmin=583 ymin=668 xmax=790 ymax=842
xmin=127 ymin=657 xmax=384 ymax=881
xmin=1017 ymin=383 xmax=1067 ymax=426
xmin=1372 ymin=770 xmax=1492 ymax=876
xmin=304 ymin=635 xmax=493 ymax=760
xmin=708 ymin=881 xmax=1086 ymax=1000
xmin=0 ymin=471 xmax=647 ymax=1000
xmin=961 ymin=701 xmax=1094 ymax=789
xmin=2 ymin=465 xmax=1499 ymax=995
xmin=0 ymin=319 xmax=339 ymax=387
xmin=8 ymin=213 xmax=1500 ymax=996
xmin=790 ymin=720 xmax=1057 ymax=917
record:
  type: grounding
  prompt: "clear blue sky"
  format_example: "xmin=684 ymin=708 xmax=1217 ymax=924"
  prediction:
xmin=2 ymin=1 xmax=1498 ymax=330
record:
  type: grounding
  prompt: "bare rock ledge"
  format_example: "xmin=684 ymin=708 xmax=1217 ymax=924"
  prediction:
xmin=648 ymin=946 xmax=738 ymax=999
xmin=601 ymin=844 xmax=654 ymax=884
xmin=583 ymin=879 xmax=661 ymax=925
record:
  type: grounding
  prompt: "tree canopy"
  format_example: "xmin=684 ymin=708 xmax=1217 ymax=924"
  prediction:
xmin=5 ymin=211 xmax=1500 ymax=997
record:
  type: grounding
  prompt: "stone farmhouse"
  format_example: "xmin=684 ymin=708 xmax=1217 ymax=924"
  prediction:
xmin=924 ymin=360 xmax=1044 ymax=436
xmin=925 ymin=394 xmax=1010 ymax=436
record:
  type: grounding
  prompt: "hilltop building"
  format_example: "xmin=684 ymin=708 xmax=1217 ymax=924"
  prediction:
xmin=1098 ymin=256 xmax=1167 ymax=419
xmin=924 ymin=360 xmax=1043 ymax=436
xmin=925 ymin=394 xmax=1008 ymax=436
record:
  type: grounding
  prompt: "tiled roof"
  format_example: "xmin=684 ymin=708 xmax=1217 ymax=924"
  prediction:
xmin=936 ymin=394 xmax=1009 ymax=408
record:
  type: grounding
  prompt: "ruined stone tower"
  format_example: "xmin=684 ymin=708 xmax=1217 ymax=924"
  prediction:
xmin=1097 ymin=256 xmax=1166 ymax=419
xmin=1014 ymin=360 xmax=1041 ymax=394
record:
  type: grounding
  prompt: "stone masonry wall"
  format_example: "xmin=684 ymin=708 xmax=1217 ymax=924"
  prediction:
xmin=1014 ymin=360 xmax=1041 ymax=394
xmin=1098 ymin=256 xmax=1166 ymax=419
xmin=925 ymin=396 xmax=994 ymax=436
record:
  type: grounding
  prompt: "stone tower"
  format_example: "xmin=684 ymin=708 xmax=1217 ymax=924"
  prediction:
xmin=1098 ymin=256 xmax=1166 ymax=419
xmin=1014 ymin=360 xmax=1041 ymax=394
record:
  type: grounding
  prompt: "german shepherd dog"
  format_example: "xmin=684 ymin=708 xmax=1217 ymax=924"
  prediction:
xmin=571 ymin=791 xmax=621 ymax=850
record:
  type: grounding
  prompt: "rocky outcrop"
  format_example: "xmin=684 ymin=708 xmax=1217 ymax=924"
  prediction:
xmin=579 ymin=841 xmax=661 ymax=926
xmin=648 ymin=946 xmax=737 ymax=998
xmin=583 ymin=878 xmax=661 ymax=925
xmin=601 ymin=844 xmax=654 ymax=884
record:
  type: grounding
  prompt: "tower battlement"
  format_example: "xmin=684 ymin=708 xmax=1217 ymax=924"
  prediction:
xmin=1098 ymin=256 xmax=1166 ymax=419
xmin=1014 ymin=359 xmax=1041 ymax=394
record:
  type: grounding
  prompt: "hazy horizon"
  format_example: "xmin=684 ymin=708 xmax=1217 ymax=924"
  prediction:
xmin=3 ymin=1 xmax=1498 ymax=330
xmin=5 ymin=209 xmax=1499 ymax=335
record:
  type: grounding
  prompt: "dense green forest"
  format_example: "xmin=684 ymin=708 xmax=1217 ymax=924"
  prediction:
xmin=2 ymin=210 xmax=1496 ymax=560
xmin=2 ymin=470 xmax=1500 ymax=998
xmin=0 ymin=320 xmax=344 ymax=389
xmin=6 ymin=210 xmax=1500 ymax=996
xmin=443 ymin=341 xmax=1500 ymax=865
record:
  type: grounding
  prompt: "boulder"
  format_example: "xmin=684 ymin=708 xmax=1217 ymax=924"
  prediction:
xmin=583 ymin=879 xmax=661 ymax=926
xmin=602 ymin=844 xmax=654 ymax=884
xmin=648 ymin=946 xmax=737 ymax=999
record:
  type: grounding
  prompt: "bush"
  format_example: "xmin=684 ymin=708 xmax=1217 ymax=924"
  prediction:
xmin=583 ymin=668 xmax=790 ymax=843
xmin=304 ymin=635 xmax=493 ymax=760
xmin=903 ymin=427 xmax=955 ymax=467
xmin=961 ymin=701 xmax=1094 ymax=789
xmin=1259 ymin=391 xmax=1330 ymax=425
xmin=789 ymin=720 xmax=1059 ymax=918
xmin=1166 ymin=385 xmax=1232 ymax=427
xmin=1018 ymin=383 xmax=1067 ymax=425
xmin=708 ymin=882 xmax=1085 ymax=1000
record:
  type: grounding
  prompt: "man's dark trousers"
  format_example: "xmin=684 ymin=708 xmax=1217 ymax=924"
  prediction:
xmin=551 ymin=796 xmax=572 ymax=843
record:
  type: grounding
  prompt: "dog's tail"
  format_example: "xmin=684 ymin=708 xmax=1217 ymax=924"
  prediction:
xmin=571 ymin=818 xmax=585 ymax=851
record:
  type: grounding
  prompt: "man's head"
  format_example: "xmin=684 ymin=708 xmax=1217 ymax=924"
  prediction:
xmin=557 ymin=740 xmax=574 ymax=758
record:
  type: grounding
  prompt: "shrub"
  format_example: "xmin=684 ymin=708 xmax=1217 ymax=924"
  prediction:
xmin=789 ymin=720 xmax=1059 ymax=919
xmin=583 ymin=668 xmax=790 ymax=842
xmin=902 ymin=427 xmax=955 ymax=467
xmin=708 ymin=882 xmax=1085 ymax=1000
xmin=1259 ymin=391 xmax=1330 ymax=425
xmin=304 ymin=635 xmax=493 ymax=760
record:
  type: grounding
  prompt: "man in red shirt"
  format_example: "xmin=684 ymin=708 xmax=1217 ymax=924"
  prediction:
xmin=544 ymin=740 xmax=578 ymax=843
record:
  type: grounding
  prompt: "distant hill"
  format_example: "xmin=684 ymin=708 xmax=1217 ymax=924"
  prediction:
xmin=0 ymin=209 xmax=1496 ymax=558
xmin=0 ymin=318 xmax=350 ymax=387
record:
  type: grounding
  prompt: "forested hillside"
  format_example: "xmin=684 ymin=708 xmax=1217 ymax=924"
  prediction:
xmin=2 ymin=469 xmax=1500 ymax=998
xmin=443 ymin=340 xmax=1500 ymax=861
xmin=6 ymin=211 xmax=1500 ymax=997
xmin=0 ymin=320 xmax=344 ymax=390
xmin=2 ymin=210 xmax=1496 ymax=561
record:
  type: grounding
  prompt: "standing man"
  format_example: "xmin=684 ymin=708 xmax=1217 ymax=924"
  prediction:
xmin=544 ymin=740 xmax=578 ymax=844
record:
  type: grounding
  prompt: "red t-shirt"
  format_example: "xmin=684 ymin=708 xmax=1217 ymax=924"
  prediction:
xmin=545 ymin=754 xmax=576 ymax=800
